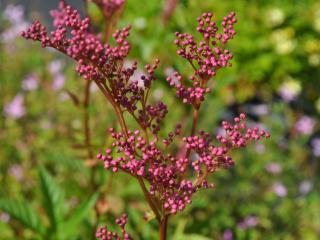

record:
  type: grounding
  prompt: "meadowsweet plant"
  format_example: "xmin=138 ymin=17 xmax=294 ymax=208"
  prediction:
xmin=22 ymin=1 xmax=269 ymax=239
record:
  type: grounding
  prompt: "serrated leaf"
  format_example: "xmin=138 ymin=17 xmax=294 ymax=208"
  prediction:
xmin=39 ymin=167 xmax=65 ymax=232
xmin=61 ymin=193 xmax=98 ymax=238
xmin=0 ymin=199 xmax=46 ymax=236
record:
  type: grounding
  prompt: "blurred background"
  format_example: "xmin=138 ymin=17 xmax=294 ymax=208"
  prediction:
xmin=1 ymin=0 xmax=320 ymax=239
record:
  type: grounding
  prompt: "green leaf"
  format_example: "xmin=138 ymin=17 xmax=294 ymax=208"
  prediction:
xmin=179 ymin=234 xmax=211 ymax=240
xmin=172 ymin=219 xmax=187 ymax=239
xmin=0 ymin=199 xmax=46 ymax=236
xmin=173 ymin=220 xmax=211 ymax=240
xmin=61 ymin=193 xmax=98 ymax=238
xmin=39 ymin=167 xmax=65 ymax=232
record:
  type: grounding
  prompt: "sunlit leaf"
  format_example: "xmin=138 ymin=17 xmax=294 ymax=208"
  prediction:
xmin=0 ymin=199 xmax=46 ymax=236
xmin=39 ymin=167 xmax=65 ymax=233
xmin=61 ymin=193 xmax=98 ymax=238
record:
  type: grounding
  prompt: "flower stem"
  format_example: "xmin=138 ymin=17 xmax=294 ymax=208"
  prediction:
xmin=137 ymin=177 xmax=161 ymax=222
xmin=104 ymin=4 xmax=125 ymax=42
xmin=185 ymin=106 xmax=200 ymax=158
xmin=94 ymin=79 xmax=162 ymax=222
xmin=84 ymin=80 xmax=93 ymax=159
xmin=159 ymin=215 xmax=169 ymax=240
xmin=190 ymin=106 xmax=200 ymax=137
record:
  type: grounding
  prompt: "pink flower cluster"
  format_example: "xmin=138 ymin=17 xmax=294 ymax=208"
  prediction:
xmin=21 ymin=1 xmax=167 ymax=131
xmin=96 ymin=214 xmax=131 ymax=240
xmin=168 ymin=12 xmax=236 ymax=107
xmin=175 ymin=12 xmax=236 ymax=74
xmin=97 ymin=114 xmax=269 ymax=214
xmin=21 ymin=1 xmax=130 ymax=81
xmin=109 ymin=59 xmax=168 ymax=133
xmin=167 ymin=72 xmax=211 ymax=106
xmin=22 ymin=2 xmax=270 ymax=238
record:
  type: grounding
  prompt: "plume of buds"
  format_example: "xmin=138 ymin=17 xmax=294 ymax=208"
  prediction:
xmin=168 ymin=12 xmax=237 ymax=107
xmin=21 ymin=1 xmax=270 ymax=239
xmin=21 ymin=0 xmax=131 ymax=81
xmin=97 ymin=113 xmax=269 ymax=215
xmin=96 ymin=214 xmax=131 ymax=240
xmin=21 ymin=1 xmax=165 ymax=130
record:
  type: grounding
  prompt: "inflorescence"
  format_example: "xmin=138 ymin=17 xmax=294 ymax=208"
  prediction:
xmin=97 ymin=113 xmax=269 ymax=215
xmin=96 ymin=214 xmax=131 ymax=240
xmin=167 ymin=12 xmax=236 ymax=107
xmin=22 ymin=1 xmax=269 ymax=238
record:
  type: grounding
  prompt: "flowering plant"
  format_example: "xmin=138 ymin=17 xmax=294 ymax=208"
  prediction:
xmin=21 ymin=1 xmax=269 ymax=239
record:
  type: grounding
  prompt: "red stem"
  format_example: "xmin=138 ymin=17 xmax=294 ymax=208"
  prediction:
xmin=159 ymin=215 xmax=169 ymax=240
xmin=137 ymin=177 xmax=161 ymax=222
xmin=104 ymin=3 xmax=125 ymax=42
xmin=185 ymin=106 xmax=200 ymax=158
xmin=94 ymin=79 xmax=162 ymax=223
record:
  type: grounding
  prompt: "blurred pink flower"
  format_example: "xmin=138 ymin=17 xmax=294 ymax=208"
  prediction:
xmin=273 ymin=182 xmax=287 ymax=197
xmin=0 ymin=213 xmax=10 ymax=223
xmin=247 ymin=104 xmax=269 ymax=116
xmin=1 ymin=22 xmax=28 ymax=43
xmin=278 ymin=79 xmax=301 ymax=102
xmin=245 ymin=216 xmax=259 ymax=227
xmin=223 ymin=229 xmax=233 ymax=240
xmin=162 ymin=0 xmax=177 ymax=23
xmin=237 ymin=216 xmax=259 ymax=229
xmin=1 ymin=4 xmax=28 ymax=42
xmin=265 ymin=162 xmax=282 ymax=174
xmin=4 ymin=94 xmax=26 ymax=119
xmin=3 ymin=4 xmax=24 ymax=24
xmin=311 ymin=138 xmax=320 ymax=157
xmin=295 ymin=116 xmax=315 ymax=135
xmin=48 ymin=60 xmax=63 ymax=75
xmin=299 ymin=180 xmax=312 ymax=195
xmin=22 ymin=74 xmax=39 ymax=91
xmin=52 ymin=73 xmax=65 ymax=90
xmin=152 ymin=88 xmax=164 ymax=101
xmin=48 ymin=60 xmax=65 ymax=90
xmin=8 ymin=164 xmax=24 ymax=182
xmin=255 ymin=143 xmax=266 ymax=154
